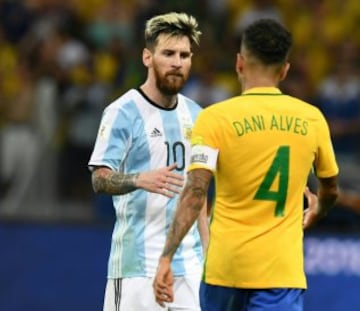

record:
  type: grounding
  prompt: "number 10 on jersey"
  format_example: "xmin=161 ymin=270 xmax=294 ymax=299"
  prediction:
xmin=165 ymin=141 xmax=185 ymax=171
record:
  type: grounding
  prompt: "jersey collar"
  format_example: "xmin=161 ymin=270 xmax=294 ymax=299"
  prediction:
xmin=242 ymin=87 xmax=282 ymax=96
xmin=136 ymin=87 xmax=178 ymax=111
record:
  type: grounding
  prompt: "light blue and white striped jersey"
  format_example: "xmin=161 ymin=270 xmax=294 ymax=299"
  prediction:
xmin=88 ymin=89 xmax=203 ymax=278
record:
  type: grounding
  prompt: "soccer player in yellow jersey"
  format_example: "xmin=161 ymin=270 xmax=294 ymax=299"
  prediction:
xmin=153 ymin=19 xmax=339 ymax=311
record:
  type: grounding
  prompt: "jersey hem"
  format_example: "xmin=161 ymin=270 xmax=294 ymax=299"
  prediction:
xmin=107 ymin=270 xmax=202 ymax=279
xmin=203 ymin=278 xmax=307 ymax=289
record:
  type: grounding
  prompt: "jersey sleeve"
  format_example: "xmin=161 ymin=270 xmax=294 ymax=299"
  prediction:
xmin=313 ymin=111 xmax=339 ymax=178
xmin=88 ymin=105 xmax=132 ymax=172
xmin=188 ymin=108 xmax=219 ymax=172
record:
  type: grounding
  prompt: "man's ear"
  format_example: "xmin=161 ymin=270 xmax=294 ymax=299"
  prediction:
xmin=235 ymin=53 xmax=244 ymax=75
xmin=142 ymin=48 xmax=152 ymax=68
xmin=279 ymin=62 xmax=290 ymax=81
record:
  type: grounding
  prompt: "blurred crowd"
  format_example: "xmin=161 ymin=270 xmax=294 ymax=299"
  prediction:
xmin=0 ymin=0 xmax=359 ymax=224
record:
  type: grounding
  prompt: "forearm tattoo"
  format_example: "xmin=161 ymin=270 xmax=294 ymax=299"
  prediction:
xmin=92 ymin=169 xmax=139 ymax=195
xmin=162 ymin=169 xmax=211 ymax=258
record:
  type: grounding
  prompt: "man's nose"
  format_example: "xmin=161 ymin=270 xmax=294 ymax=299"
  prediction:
xmin=172 ymin=54 xmax=182 ymax=67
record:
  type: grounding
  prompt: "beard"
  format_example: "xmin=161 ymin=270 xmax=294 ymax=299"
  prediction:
xmin=153 ymin=66 xmax=189 ymax=96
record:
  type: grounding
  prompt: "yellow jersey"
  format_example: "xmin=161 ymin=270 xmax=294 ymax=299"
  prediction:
xmin=188 ymin=87 xmax=339 ymax=289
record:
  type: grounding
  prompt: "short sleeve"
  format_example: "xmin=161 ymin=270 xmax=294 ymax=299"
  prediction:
xmin=313 ymin=112 xmax=339 ymax=178
xmin=88 ymin=105 xmax=132 ymax=171
xmin=188 ymin=108 xmax=219 ymax=172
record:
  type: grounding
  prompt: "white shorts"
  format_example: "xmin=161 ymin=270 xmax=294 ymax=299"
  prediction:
xmin=103 ymin=276 xmax=200 ymax=311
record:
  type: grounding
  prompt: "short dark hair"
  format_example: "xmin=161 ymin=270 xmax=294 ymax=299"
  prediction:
xmin=241 ymin=19 xmax=292 ymax=65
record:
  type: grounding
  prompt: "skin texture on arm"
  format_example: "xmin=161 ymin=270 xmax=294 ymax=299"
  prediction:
xmin=337 ymin=190 xmax=360 ymax=213
xmin=317 ymin=176 xmax=339 ymax=217
xmin=303 ymin=176 xmax=339 ymax=229
xmin=92 ymin=167 xmax=139 ymax=195
xmin=153 ymin=168 xmax=212 ymax=306
xmin=91 ymin=164 xmax=184 ymax=197
xmin=163 ymin=168 xmax=212 ymax=258
xmin=197 ymin=199 xmax=210 ymax=254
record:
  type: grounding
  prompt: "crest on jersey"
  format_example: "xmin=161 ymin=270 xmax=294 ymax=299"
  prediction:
xmin=98 ymin=123 xmax=110 ymax=140
xmin=183 ymin=124 xmax=192 ymax=140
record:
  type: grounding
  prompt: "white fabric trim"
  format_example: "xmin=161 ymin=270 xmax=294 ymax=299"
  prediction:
xmin=190 ymin=145 xmax=219 ymax=171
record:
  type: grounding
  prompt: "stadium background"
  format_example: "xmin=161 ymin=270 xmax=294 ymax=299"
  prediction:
xmin=0 ymin=0 xmax=359 ymax=310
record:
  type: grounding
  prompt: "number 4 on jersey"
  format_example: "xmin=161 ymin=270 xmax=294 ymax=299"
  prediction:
xmin=254 ymin=146 xmax=289 ymax=217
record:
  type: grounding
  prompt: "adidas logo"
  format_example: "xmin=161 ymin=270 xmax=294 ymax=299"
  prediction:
xmin=150 ymin=128 xmax=162 ymax=137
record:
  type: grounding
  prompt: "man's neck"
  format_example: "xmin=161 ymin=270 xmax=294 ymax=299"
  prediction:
xmin=241 ymin=76 xmax=279 ymax=93
xmin=140 ymin=82 xmax=177 ymax=109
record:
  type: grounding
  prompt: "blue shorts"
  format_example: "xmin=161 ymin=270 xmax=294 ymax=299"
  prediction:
xmin=200 ymin=281 xmax=304 ymax=311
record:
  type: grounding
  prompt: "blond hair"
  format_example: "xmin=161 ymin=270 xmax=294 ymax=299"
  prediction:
xmin=145 ymin=12 xmax=201 ymax=50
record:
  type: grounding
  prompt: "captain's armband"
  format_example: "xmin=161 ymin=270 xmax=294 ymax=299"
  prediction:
xmin=190 ymin=145 xmax=218 ymax=171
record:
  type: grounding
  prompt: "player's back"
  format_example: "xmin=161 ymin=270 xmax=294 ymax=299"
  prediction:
xmin=197 ymin=87 xmax=336 ymax=288
xmin=213 ymin=88 xmax=318 ymax=217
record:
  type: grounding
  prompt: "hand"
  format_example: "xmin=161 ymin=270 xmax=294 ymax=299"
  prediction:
xmin=303 ymin=187 xmax=320 ymax=229
xmin=153 ymin=257 xmax=174 ymax=307
xmin=136 ymin=164 xmax=184 ymax=198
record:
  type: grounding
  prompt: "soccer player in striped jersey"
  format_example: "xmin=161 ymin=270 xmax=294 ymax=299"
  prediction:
xmin=88 ymin=12 xmax=208 ymax=311
xmin=153 ymin=19 xmax=339 ymax=311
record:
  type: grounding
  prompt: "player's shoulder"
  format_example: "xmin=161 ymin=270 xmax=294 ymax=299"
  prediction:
xmin=100 ymin=89 xmax=142 ymax=123
xmin=200 ymin=96 xmax=239 ymax=116
xmin=105 ymin=89 xmax=139 ymax=111
xmin=285 ymin=94 xmax=324 ymax=118
xmin=105 ymin=89 xmax=146 ymax=116
xmin=178 ymin=93 xmax=202 ymax=111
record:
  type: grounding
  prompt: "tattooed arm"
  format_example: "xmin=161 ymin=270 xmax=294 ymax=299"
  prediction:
xmin=153 ymin=168 xmax=213 ymax=306
xmin=91 ymin=167 xmax=139 ymax=195
xmin=197 ymin=199 xmax=209 ymax=254
xmin=91 ymin=164 xmax=185 ymax=197
xmin=162 ymin=168 xmax=212 ymax=257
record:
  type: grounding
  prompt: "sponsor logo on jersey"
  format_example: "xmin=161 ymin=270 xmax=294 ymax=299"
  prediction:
xmin=150 ymin=128 xmax=162 ymax=137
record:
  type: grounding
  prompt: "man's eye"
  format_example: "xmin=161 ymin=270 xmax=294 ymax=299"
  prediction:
xmin=181 ymin=53 xmax=190 ymax=59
